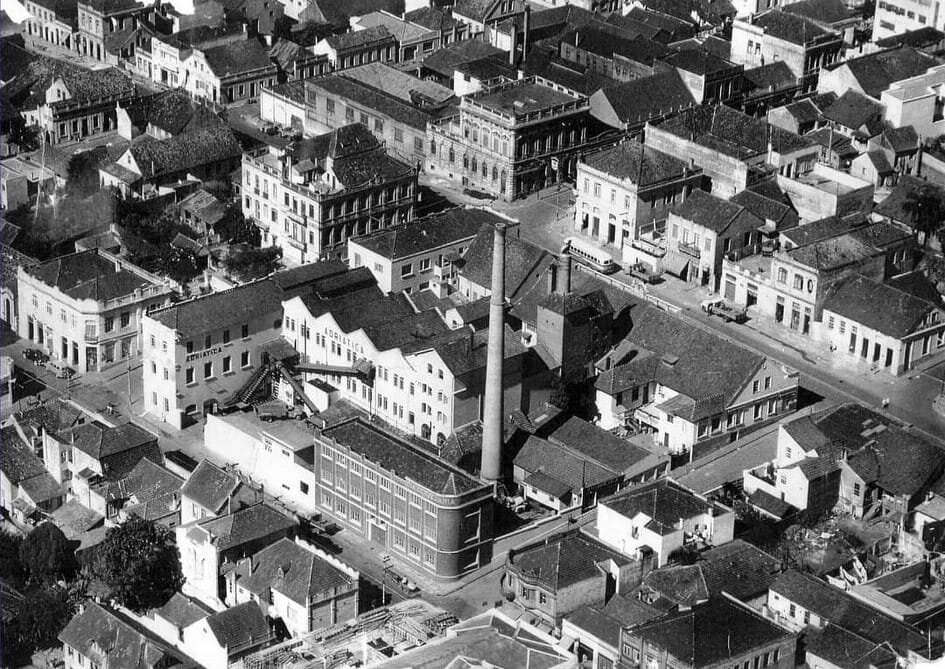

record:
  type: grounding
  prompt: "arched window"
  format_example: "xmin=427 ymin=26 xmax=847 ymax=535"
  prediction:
xmin=492 ymin=166 xmax=498 ymax=181
xmin=448 ymin=147 xmax=454 ymax=163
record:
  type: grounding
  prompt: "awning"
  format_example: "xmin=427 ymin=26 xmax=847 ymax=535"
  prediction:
xmin=663 ymin=251 xmax=690 ymax=278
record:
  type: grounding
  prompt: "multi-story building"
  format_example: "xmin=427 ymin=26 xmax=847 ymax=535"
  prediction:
xmin=241 ymin=123 xmax=418 ymax=265
xmin=427 ymin=78 xmax=620 ymax=201
xmin=16 ymin=249 xmax=171 ymax=374
xmin=312 ymin=416 xmax=495 ymax=581
xmin=19 ymin=64 xmax=136 ymax=146
xmin=347 ymin=207 xmax=498 ymax=295
xmin=663 ymin=190 xmax=763 ymax=290
xmin=558 ymin=25 xmax=668 ymax=83
xmin=182 ymin=38 xmax=278 ymax=105
xmin=872 ymin=0 xmax=945 ymax=40
xmin=280 ymin=281 xmax=525 ymax=445
xmin=224 ymin=538 xmax=359 ymax=638
xmin=722 ymin=219 xmax=914 ymax=339
xmin=619 ymin=597 xmax=797 ymax=669
xmin=644 ymin=104 xmax=819 ymax=199
xmin=351 ymin=11 xmax=440 ymax=62
xmin=574 ymin=139 xmax=702 ymax=258
xmin=302 ymin=64 xmax=455 ymax=166
xmin=594 ymin=304 xmax=799 ymax=458
xmin=22 ymin=0 xmax=77 ymax=51
xmin=311 ymin=26 xmax=397 ymax=70
xmin=76 ymin=0 xmax=156 ymax=63
xmin=596 ymin=479 xmax=735 ymax=567
xmin=132 ymin=22 xmax=246 ymax=89
xmin=141 ymin=278 xmax=285 ymax=428
xmin=730 ymin=10 xmax=843 ymax=92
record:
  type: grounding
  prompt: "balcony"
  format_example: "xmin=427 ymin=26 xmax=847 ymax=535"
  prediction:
xmin=630 ymin=235 xmax=666 ymax=258
xmin=287 ymin=236 xmax=306 ymax=251
xmin=634 ymin=406 xmax=661 ymax=427
xmin=678 ymin=240 xmax=701 ymax=259
xmin=84 ymin=332 xmax=98 ymax=344
xmin=432 ymin=262 xmax=453 ymax=281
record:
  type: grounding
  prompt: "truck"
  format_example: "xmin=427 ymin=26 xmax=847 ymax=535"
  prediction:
xmin=701 ymin=299 xmax=747 ymax=324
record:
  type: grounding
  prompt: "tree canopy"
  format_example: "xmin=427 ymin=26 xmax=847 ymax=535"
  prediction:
xmin=903 ymin=184 xmax=945 ymax=248
xmin=19 ymin=522 xmax=77 ymax=583
xmin=90 ymin=517 xmax=184 ymax=613
xmin=224 ymin=244 xmax=282 ymax=282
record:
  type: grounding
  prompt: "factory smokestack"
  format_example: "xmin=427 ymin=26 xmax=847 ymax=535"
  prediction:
xmin=480 ymin=222 xmax=507 ymax=483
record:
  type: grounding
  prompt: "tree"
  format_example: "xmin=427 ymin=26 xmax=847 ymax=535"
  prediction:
xmin=8 ymin=115 xmax=40 ymax=153
xmin=215 ymin=203 xmax=260 ymax=246
xmin=0 ymin=530 xmax=26 ymax=584
xmin=903 ymin=184 xmax=945 ymax=248
xmin=7 ymin=584 xmax=75 ymax=659
xmin=224 ymin=245 xmax=282 ymax=282
xmin=19 ymin=523 xmax=76 ymax=583
xmin=66 ymin=147 xmax=110 ymax=197
xmin=90 ymin=517 xmax=183 ymax=612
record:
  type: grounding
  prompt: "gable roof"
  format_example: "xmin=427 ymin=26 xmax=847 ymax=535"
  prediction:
xmin=66 ymin=422 xmax=157 ymax=461
xmin=121 ymin=89 xmax=225 ymax=137
xmin=204 ymin=602 xmax=269 ymax=649
xmin=770 ymin=570 xmax=928 ymax=654
xmin=592 ymin=69 xmax=695 ymax=125
xmin=459 ymin=224 xmax=551 ymax=299
xmin=750 ymin=9 xmax=835 ymax=45
xmin=844 ymin=426 xmax=945 ymax=498
xmin=828 ymin=45 xmax=938 ymax=98
xmin=59 ymin=603 xmax=188 ymax=669
xmin=0 ymin=425 xmax=46 ymax=484
xmin=670 ymin=189 xmax=762 ymax=234
xmin=595 ymin=304 xmax=766 ymax=421
xmin=196 ymin=503 xmax=296 ymax=552
xmin=823 ymin=273 xmax=940 ymax=339
xmin=236 ymin=538 xmax=355 ymax=606
xmin=514 ymin=435 xmax=621 ymax=496
xmin=181 ymin=460 xmax=242 ymax=514
xmin=821 ymin=90 xmax=884 ymax=137
xmin=353 ymin=207 xmax=489 ymax=260
xmin=699 ymin=539 xmax=783 ymax=600
xmin=126 ymin=126 xmax=241 ymax=179
xmin=549 ymin=416 xmax=663 ymax=474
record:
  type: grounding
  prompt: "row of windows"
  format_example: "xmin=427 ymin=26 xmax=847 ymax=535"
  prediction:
xmin=319 ymin=488 xmax=439 ymax=547
xmin=185 ymin=324 xmax=251 ymax=352
xmin=183 ymin=351 xmax=251 ymax=384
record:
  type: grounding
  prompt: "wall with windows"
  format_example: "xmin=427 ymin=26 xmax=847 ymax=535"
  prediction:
xmin=142 ymin=299 xmax=283 ymax=429
xmin=872 ymin=0 xmax=945 ymax=41
xmin=312 ymin=422 xmax=494 ymax=580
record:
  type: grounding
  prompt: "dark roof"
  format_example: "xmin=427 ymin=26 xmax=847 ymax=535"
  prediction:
xmin=154 ymin=593 xmax=212 ymax=629
xmin=627 ymin=597 xmax=793 ymax=665
xmin=325 ymin=25 xmax=394 ymax=50
xmin=459 ymin=224 xmax=550 ymax=298
xmin=743 ymin=61 xmax=796 ymax=90
xmin=880 ymin=125 xmax=920 ymax=153
xmin=875 ymin=27 xmax=945 ymax=49
xmin=65 ymin=422 xmax=157 ymax=462
xmin=595 ymin=304 xmax=766 ymax=421
xmin=305 ymin=0 xmax=403 ymax=26
xmin=829 ymin=45 xmax=938 ymax=98
xmin=770 ymin=570 xmax=928 ymax=654
xmin=14 ymin=398 xmax=84 ymax=438
xmin=321 ymin=418 xmax=486 ymax=495
xmin=161 ymin=21 xmax=246 ymax=49
xmin=121 ymin=89 xmax=225 ymax=137
xmin=0 ymin=425 xmax=48 ymax=483
xmin=653 ymin=103 xmax=814 ymax=159
xmin=205 ymin=602 xmax=269 ymax=649
xmin=699 ymin=539 xmax=783 ymax=600
xmin=181 ymin=460 xmax=242 ymax=514
xmin=452 ymin=0 xmax=506 ymax=22
xmin=521 ymin=46 xmax=613 ymax=96
xmin=509 ymin=530 xmax=632 ymax=592
xmin=773 ymin=92 xmax=836 ymax=126
xmin=549 ymin=416 xmax=661 ymax=473
xmin=624 ymin=6 xmax=697 ymax=38
xmin=127 ymin=126 xmax=241 ymax=179
xmin=562 ymin=25 xmax=668 ymax=66
xmin=197 ymin=503 xmax=296 ymax=551
xmin=148 ymin=278 xmax=282 ymax=338
xmin=93 ymin=458 xmax=183 ymax=518
xmin=671 ymin=189 xmax=762 ymax=234
xmin=780 ymin=213 xmax=863 ymax=247
xmin=786 ymin=233 xmax=879 ymax=271
xmin=601 ymin=480 xmax=719 ymax=535
xmin=783 ymin=0 xmax=855 ymax=26
xmin=582 ymin=140 xmax=691 ymax=186
xmin=236 ymin=538 xmax=354 ymax=606
xmin=422 ymin=39 xmax=505 ymax=77
xmin=566 ymin=599 xmax=661 ymax=648
xmin=823 ymin=274 xmax=940 ymax=339
xmin=515 ymin=435 xmax=620 ymax=495
xmin=25 ymin=249 xmax=159 ymax=302
xmin=730 ymin=189 xmax=795 ymax=228
xmin=748 ymin=488 xmax=796 ymax=519
xmin=53 ymin=64 xmax=134 ymax=102
xmin=642 ymin=564 xmax=709 ymax=605
xmin=352 ymin=207 xmax=491 ymax=259
xmin=887 ymin=271 xmax=945 ymax=307
xmin=31 ymin=0 xmax=78 ymax=21
xmin=751 ymin=9 xmax=835 ymax=45
xmin=662 ymin=48 xmax=738 ymax=75
xmin=593 ymin=69 xmax=696 ymax=124
xmin=58 ymin=603 xmax=186 ymax=669
xmin=821 ymin=90 xmax=884 ymax=136
xmin=804 ymin=625 xmax=899 ymax=669
xmin=405 ymin=6 xmax=461 ymax=31
xmin=470 ymin=80 xmax=578 ymax=116
xmin=844 ymin=425 xmax=945 ymax=498
xmin=79 ymin=0 xmax=141 ymax=13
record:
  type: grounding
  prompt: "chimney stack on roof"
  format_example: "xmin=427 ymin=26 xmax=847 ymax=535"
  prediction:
xmin=480 ymin=222 xmax=507 ymax=483
xmin=556 ymin=250 xmax=571 ymax=295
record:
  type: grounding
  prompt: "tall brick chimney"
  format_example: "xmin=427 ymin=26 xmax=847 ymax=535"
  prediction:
xmin=480 ymin=222 xmax=507 ymax=482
